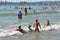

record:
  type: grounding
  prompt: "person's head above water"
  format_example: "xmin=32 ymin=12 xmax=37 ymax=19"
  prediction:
xmin=28 ymin=25 xmax=33 ymax=31
xmin=35 ymin=19 xmax=38 ymax=22
xmin=19 ymin=11 xmax=21 ymax=13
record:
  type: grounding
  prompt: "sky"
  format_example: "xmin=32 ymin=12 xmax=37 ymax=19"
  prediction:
xmin=0 ymin=0 xmax=60 ymax=2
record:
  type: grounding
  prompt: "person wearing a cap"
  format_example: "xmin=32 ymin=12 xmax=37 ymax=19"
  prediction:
xmin=33 ymin=19 xmax=41 ymax=32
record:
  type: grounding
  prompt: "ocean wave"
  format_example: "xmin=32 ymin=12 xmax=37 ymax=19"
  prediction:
xmin=0 ymin=30 xmax=23 ymax=37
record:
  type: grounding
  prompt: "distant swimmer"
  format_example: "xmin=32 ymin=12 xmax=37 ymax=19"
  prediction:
xmin=34 ymin=10 xmax=35 ymax=13
xmin=15 ymin=25 xmax=25 ymax=33
xmin=18 ymin=11 xmax=22 ymax=19
xmin=33 ymin=19 xmax=41 ymax=32
xmin=44 ymin=19 xmax=51 ymax=27
xmin=29 ymin=7 xmax=32 ymax=9
xmin=24 ymin=8 xmax=27 ymax=15
xmin=15 ymin=6 xmax=18 ymax=9
xmin=28 ymin=25 xmax=33 ymax=32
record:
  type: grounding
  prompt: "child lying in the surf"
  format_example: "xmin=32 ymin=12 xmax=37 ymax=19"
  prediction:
xmin=14 ymin=25 xmax=33 ymax=33
xmin=14 ymin=25 xmax=36 ymax=33
xmin=14 ymin=25 xmax=26 ymax=33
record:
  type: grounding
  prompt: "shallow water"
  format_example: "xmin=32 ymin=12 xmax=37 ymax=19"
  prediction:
xmin=0 ymin=2 xmax=60 ymax=40
xmin=0 ymin=30 xmax=60 ymax=40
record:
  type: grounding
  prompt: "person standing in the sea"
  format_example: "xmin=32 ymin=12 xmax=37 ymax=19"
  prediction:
xmin=33 ymin=19 xmax=41 ymax=32
xmin=18 ymin=11 xmax=22 ymax=19
xmin=24 ymin=8 xmax=27 ymax=15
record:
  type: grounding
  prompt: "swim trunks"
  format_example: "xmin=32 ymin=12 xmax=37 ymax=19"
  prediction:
xmin=35 ymin=27 xmax=39 ymax=32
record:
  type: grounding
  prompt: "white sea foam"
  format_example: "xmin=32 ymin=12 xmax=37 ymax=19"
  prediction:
xmin=24 ymin=24 xmax=60 ymax=31
xmin=0 ymin=30 xmax=22 ymax=37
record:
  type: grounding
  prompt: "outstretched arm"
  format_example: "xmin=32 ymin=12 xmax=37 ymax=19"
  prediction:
xmin=33 ymin=23 xmax=35 ymax=28
xmin=38 ymin=22 xmax=41 ymax=29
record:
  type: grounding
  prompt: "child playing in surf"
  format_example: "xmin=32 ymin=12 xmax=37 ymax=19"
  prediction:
xmin=16 ymin=25 xmax=25 ymax=33
xmin=28 ymin=25 xmax=33 ymax=32
xmin=33 ymin=19 xmax=41 ymax=32
xmin=44 ymin=19 xmax=51 ymax=28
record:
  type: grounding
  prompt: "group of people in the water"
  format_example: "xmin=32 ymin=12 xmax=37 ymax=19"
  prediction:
xmin=15 ymin=19 xmax=51 ymax=33
xmin=17 ymin=7 xmax=51 ymax=33
xmin=18 ymin=8 xmax=28 ymax=19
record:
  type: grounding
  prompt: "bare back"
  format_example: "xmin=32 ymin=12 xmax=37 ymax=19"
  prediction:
xmin=34 ymin=22 xmax=40 ymax=28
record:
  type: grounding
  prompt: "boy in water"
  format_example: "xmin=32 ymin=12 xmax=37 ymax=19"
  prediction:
xmin=24 ymin=8 xmax=27 ymax=15
xmin=16 ymin=25 xmax=25 ymax=33
xmin=28 ymin=25 xmax=33 ymax=32
xmin=33 ymin=19 xmax=41 ymax=32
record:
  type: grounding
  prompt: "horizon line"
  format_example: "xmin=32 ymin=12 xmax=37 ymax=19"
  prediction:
xmin=0 ymin=1 xmax=60 ymax=2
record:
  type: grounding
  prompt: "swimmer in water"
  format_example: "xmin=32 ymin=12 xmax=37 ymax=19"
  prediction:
xmin=29 ymin=7 xmax=32 ymax=9
xmin=24 ymin=8 xmax=27 ymax=15
xmin=44 ymin=19 xmax=51 ymax=28
xmin=18 ymin=11 xmax=22 ymax=19
xmin=33 ymin=19 xmax=41 ymax=32
xmin=16 ymin=25 xmax=25 ymax=33
xmin=28 ymin=25 xmax=33 ymax=32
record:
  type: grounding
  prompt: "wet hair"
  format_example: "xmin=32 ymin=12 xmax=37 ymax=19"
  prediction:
xmin=28 ymin=25 xmax=32 ymax=31
xmin=35 ymin=19 xmax=38 ymax=22
xmin=47 ymin=19 xmax=49 ymax=23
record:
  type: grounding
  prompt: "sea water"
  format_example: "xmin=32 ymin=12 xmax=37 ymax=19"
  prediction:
xmin=0 ymin=2 xmax=60 ymax=40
